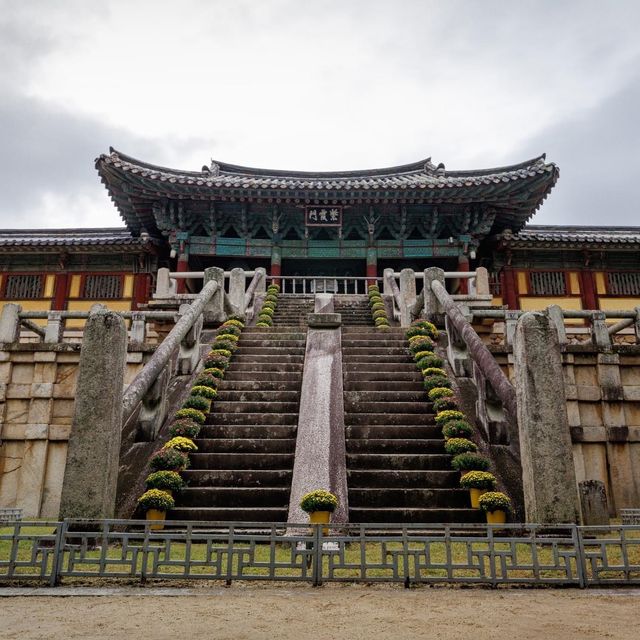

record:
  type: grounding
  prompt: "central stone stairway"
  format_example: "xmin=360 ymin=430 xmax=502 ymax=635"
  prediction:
xmin=334 ymin=295 xmax=374 ymax=326
xmin=272 ymin=295 xmax=314 ymax=326
xmin=173 ymin=326 xmax=307 ymax=522
xmin=342 ymin=326 xmax=483 ymax=523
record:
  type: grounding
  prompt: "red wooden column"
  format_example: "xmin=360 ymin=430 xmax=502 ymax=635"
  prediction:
xmin=503 ymin=267 xmax=518 ymax=310
xmin=52 ymin=273 xmax=69 ymax=310
xmin=133 ymin=273 xmax=150 ymax=309
xmin=457 ymin=254 xmax=469 ymax=294
xmin=580 ymin=270 xmax=598 ymax=310
xmin=175 ymin=238 xmax=189 ymax=294
xmin=270 ymin=245 xmax=282 ymax=287
xmin=366 ymin=247 xmax=377 ymax=287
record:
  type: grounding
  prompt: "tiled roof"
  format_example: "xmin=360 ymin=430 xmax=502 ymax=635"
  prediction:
xmin=96 ymin=149 xmax=559 ymax=236
xmin=503 ymin=225 xmax=640 ymax=247
xmin=0 ymin=228 xmax=155 ymax=251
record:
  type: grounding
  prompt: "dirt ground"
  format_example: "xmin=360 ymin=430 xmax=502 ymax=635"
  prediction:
xmin=1 ymin=585 xmax=639 ymax=640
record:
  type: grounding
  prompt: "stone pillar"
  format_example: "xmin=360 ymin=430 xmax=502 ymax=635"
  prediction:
xmin=203 ymin=266 xmax=225 ymax=323
xmin=423 ymin=267 xmax=445 ymax=322
xmin=399 ymin=268 xmax=416 ymax=327
xmin=366 ymin=247 xmax=377 ymax=286
xmin=513 ymin=312 xmax=580 ymax=523
xmin=475 ymin=267 xmax=490 ymax=296
xmin=0 ymin=304 xmax=21 ymax=343
xmin=44 ymin=312 xmax=64 ymax=344
xmin=546 ymin=304 xmax=567 ymax=348
xmin=579 ymin=480 xmax=609 ymax=526
xmin=382 ymin=268 xmax=394 ymax=297
xmin=155 ymin=268 xmax=173 ymax=298
xmin=228 ymin=268 xmax=246 ymax=317
xmin=287 ymin=303 xmax=349 ymax=526
xmin=59 ymin=307 xmax=127 ymax=519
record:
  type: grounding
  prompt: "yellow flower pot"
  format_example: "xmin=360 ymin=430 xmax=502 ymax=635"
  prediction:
xmin=146 ymin=509 xmax=166 ymax=530
xmin=486 ymin=509 xmax=507 ymax=524
xmin=309 ymin=510 xmax=331 ymax=535
xmin=469 ymin=488 xmax=487 ymax=508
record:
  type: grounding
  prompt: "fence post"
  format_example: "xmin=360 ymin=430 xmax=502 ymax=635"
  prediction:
xmin=475 ymin=267 xmax=490 ymax=296
xmin=423 ymin=268 xmax=445 ymax=322
xmin=312 ymin=525 xmax=323 ymax=587
xmin=574 ymin=525 xmax=588 ymax=588
xmin=399 ymin=269 xmax=416 ymax=327
xmin=44 ymin=311 xmax=65 ymax=344
xmin=591 ymin=311 xmax=611 ymax=350
xmin=204 ymin=267 xmax=226 ymax=323
xmin=155 ymin=268 xmax=174 ymax=297
xmin=49 ymin=520 xmax=68 ymax=587
xmin=228 ymin=268 xmax=246 ymax=318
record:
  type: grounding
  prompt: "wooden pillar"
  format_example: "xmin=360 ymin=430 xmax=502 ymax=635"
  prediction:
xmin=457 ymin=254 xmax=469 ymax=294
xmin=175 ymin=238 xmax=189 ymax=294
xmin=580 ymin=270 xmax=598 ymax=311
xmin=366 ymin=247 xmax=377 ymax=286
xmin=52 ymin=273 xmax=69 ymax=310
xmin=503 ymin=267 xmax=518 ymax=310
xmin=270 ymin=245 xmax=281 ymax=286
xmin=133 ymin=273 xmax=150 ymax=310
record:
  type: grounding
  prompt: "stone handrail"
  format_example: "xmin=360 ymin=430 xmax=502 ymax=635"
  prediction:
xmin=431 ymin=278 xmax=517 ymax=418
xmin=121 ymin=278 xmax=218 ymax=424
xmin=243 ymin=268 xmax=266 ymax=311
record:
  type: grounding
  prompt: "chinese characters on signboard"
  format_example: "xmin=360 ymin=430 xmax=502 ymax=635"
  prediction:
xmin=305 ymin=206 xmax=342 ymax=227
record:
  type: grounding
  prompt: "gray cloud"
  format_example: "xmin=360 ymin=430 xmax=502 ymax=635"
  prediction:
xmin=516 ymin=77 xmax=640 ymax=226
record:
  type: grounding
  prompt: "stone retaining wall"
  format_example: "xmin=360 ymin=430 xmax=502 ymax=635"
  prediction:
xmin=0 ymin=343 xmax=153 ymax=517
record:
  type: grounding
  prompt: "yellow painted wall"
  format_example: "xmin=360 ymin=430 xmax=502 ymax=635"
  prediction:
xmin=594 ymin=272 xmax=607 ymax=295
xmin=43 ymin=275 xmax=55 ymax=298
xmin=519 ymin=296 xmax=584 ymax=325
xmin=568 ymin=272 xmax=581 ymax=295
xmin=1 ymin=300 xmax=53 ymax=326
xmin=123 ymin=275 xmax=134 ymax=298
xmin=598 ymin=297 xmax=640 ymax=317
xmin=516 ymin=272 xmax=528 ymax=295
xmin=66 ymin=300 xmax=133 ymax=328
xmin=69 ymin=275 xmax=82 ymax=298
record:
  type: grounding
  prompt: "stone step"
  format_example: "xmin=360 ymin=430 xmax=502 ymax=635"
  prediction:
xmin=195 ymin=438 xmax=296 ymax=453
xmin=223 ymin=372 xmax=302 ymax=383
xmin=232 ymin=354 xmax=304 ymax=364
xmin=341 ymin=340 xmax=406 ymax=348
xmin=347 ymin=470 xmax=459 ymax=488
xmin=169 ymin=507 xmax=288 ymax=522
xmin=189 ymin=453 xmax=294 ymax=469
xmin=234 ymin=347 xmax=306 ymax=356
xmin=180 ymin=487 xmax=290 ymax=508
xmin=235 ymin=340 xmax=307 ymax=348
xmin=349 ymin=488 xmax=470 ymax=508
xmin=343 ymin=380 xmax=424 ymax=392
xmin=344 ymin=413 xmax=435 ymax=425
xmin=344 ymin=371 xmax=423 ymax=382
xmin=347 ymin=454 xmax=451 ymax=470
xmin=344 ymin=401 xmax=430 ymax=414
xmin=211 ymin=401 xmax=299 ymax=414
xmin=342 ymin=355 xmax=410 ymax=363
xmin=198 ymin=424 xmax=297 ymax=439
xmin=346 ymin=439 xmax=444 ymax=453
xmin=342 ymin=327 xmax=405 ymax=334
xmin=344 ymin=390 xmax=426 ymax=403
xmin=344 ymin=362 xmax=420 ymax=372
xmin=242 ymin=329 xmax=307 ymax=337
xmin=229 ymin=362 xmax=303 ymax=373
xmin=345 ymin=424 xmax=440 ymax=439
xmin=348 ymin=507 xmax=484 ymax=524
xmin=182 ymin=469 xmax=293 ymax=487
xmin=205 ymin=412 xmax=299 ymax=425
xmin=216 ymin=390 xmax=301 ymax=403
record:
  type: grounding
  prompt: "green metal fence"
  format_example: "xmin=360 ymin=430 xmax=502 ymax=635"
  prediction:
xmin=1 ymin=520 xmax=639 ymax=588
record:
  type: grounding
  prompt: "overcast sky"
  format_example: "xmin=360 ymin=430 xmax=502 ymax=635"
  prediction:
xmin=1 ymin=0 xmax=639 ymax=230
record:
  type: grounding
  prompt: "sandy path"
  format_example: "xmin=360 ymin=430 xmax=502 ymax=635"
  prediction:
xmin=1 ymin=586 xmax=638 ymax=640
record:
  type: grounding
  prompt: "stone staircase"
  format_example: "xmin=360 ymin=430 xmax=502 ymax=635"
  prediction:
xmin=172 ymin=326 xmax=306 ymax=522
xmin=271 ymin=295 xmax=314 ymax=326
xmin=334 ymin=295 xmax=374 ymax=326
xmin=342 ymin=326 xmax=483 ymax=523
